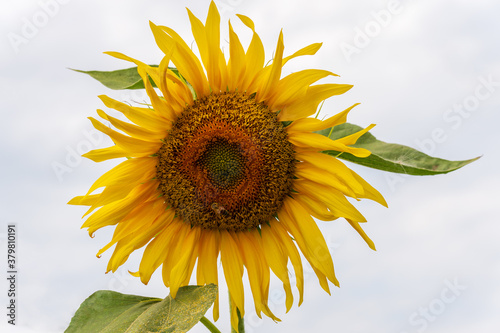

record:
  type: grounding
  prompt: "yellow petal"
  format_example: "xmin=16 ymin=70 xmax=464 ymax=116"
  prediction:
xmin=220 ymin=231 xmax=245 ymax=317
xmin=268 ymin=70 xmax=337 ymax=110
xmin=205 ymin=1 xmax=223 ymax=91
xmin=350 ymin=170 xmax=388 ymax=207
xmin=98 ymin=198 xmax=166 ymax=259
xmin=97 ymin=109 xmax=166 ymax=142
xmin=104 ymin=51 xmax=161 ymax=86
xmin=98 ymin=95 xmax=170 ymax=131
xmin=279 ymin=84 xmax=353 ymax=121
xmin=186 ymin=8 xmax=209 ymax=71
xmin=237 ymin=231 xmax=266 ymax=318
xmin=261 ymin=223 xmax=294 ymax=312
xmin=161 ymin=222 xmax=191 ymax=287
xmin=288 ymin=131 xmax=371 ymax=158
xmin=108 ymin=208 xmax=175 ymax=274
xmin=269 ymin=219 xmax=304 ymax=305
xmin=296 ymin=150 xmax=365 ymax=195
xmin=228 ymin=21 xmax=246 ymax=91
xmin=196 ymin=230 xmax=220 ymax=322
xmin=295 ymin=162 xmax=357 ymax=198
xmin=149 ymin=21 xmax=209 ymax=97
xmin=294 ymin=179 xmax=366 ymax=222
xmin=88 ymin=117 xmax=161 ymax=156
xmin=136 ymin=66 xmax=177 ymax=122
xmin=236 ymin=14 xmax=265 ymax=91
xmin=287 ymin=104 xmax=358 ymax=133
xmin=282 ymin=42 xmax=323 ymax=66
xmin=170 ymin=227 xmax=201 ymax=298
xmin=82 ymin=182 xmax=158 ymax=236
xmin=335 ymin=124 xmax=376 ymax=146
xmin=138 ymin=218 xmax=183 ymax=284
xmin=255 ymin=30 xmax=284 ymax=102
xmin=82 ymin=145 xmax=129 ymax=163
xmin=346 ymin=219 xmax=376 ymax=250
xmin=281 ymin=198 xmax=338 ymax=286
xmin=293 ymin=193 xmax=337 ymax=221
xmin=68 ymin=194 xmax=100 ymax=206
xmin=157 ymin=53 xmax=193 ymax=112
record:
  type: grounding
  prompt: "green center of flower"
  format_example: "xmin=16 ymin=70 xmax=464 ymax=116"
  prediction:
xmin=199 ymin=139 xmax=245 ymax=190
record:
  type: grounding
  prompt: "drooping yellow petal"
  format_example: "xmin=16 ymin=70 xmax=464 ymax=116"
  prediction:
xmin=295 ymin=150 xmax=365 ymax=195
xmin=170 ymin=226 xmax=201 ymax=298
xmin=268 ymin=218 xmax=304 ymax=305
xmin=281 ymin=198 xmax=338 ymax=286
xmin=261 ymin=223 xmax=294 ymax=312
xmin=295 ymin=162 xmax=357 ymax=198
xmin=196 ymin=230 xmax=220 ymax=322
xmin=244 ymin=230 xmax=279 ymax=321
xmin=237 ymin=231 xmax=267 ymax=319
xmin=98 ymin=198 xmax=166 ymax=259
xmin=346 ymin=219 xmax=376 ymax=250
xmin=107 ymin=208 xmax=175 ymax=273
xmin=350 ymin=170 xmax=388 ymax=207
xmin=293 ymin=193 xmax=337 ymax=221
xmin=161 ymin=222 xmax=191 ymax=288
xmin=220 ymin=231 xmax=245 ymax=318
xmin=138 ymin=218 xmax=183 ymax=284
xmin=294 ymin=179 xmax=366 ymax=222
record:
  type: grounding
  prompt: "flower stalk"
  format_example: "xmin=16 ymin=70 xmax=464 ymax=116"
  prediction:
xmin=200 ymin=316 xmax=222 ymax=333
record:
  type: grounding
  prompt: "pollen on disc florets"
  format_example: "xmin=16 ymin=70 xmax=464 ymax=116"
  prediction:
xmin=156 ymin=92 xmax=295 ymax=231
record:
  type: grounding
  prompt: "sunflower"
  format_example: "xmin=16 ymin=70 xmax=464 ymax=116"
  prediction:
xmin=70 ymin=1 xmax=386 ymax=329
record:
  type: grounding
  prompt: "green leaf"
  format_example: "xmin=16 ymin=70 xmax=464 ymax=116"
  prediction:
xmin=317 ymin=123 xmax=479 ymax=175
xmin=70 ymin=66 xmax=179 ymax=90
xmin=65 ymin=284 xmax=218 ymax=333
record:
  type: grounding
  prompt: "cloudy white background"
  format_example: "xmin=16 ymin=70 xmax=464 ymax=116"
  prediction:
xmin=1 ymin=0 xmax=499 ymax=332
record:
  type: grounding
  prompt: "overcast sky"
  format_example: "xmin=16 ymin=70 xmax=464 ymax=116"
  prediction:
xmin=1 ymin=0 xmax=499 ymax=332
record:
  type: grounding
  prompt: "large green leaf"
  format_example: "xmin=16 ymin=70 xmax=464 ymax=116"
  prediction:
xmin=317 ymin=123 xmax=479 ymax=175
xmin=70 ymin=66 xmax=179 ymax=90
xmin=65 ymin=285 xmax=217 ymax=333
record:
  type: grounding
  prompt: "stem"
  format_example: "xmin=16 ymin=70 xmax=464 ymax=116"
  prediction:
xmin=200 ymin=316 xmax=222 ymax=333
xmin=229 ymin=293 xmax=245 ymax=333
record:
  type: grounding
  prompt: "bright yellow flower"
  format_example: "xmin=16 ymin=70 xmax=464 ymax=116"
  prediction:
xmin=70 ymin=1 xmax=386 ymax=329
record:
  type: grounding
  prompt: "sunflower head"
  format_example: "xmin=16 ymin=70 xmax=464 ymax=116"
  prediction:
xmin=70 ymin=1 xmax=386 ymax=329
xmin=156 ymin=91 xmax=296 ymax=231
